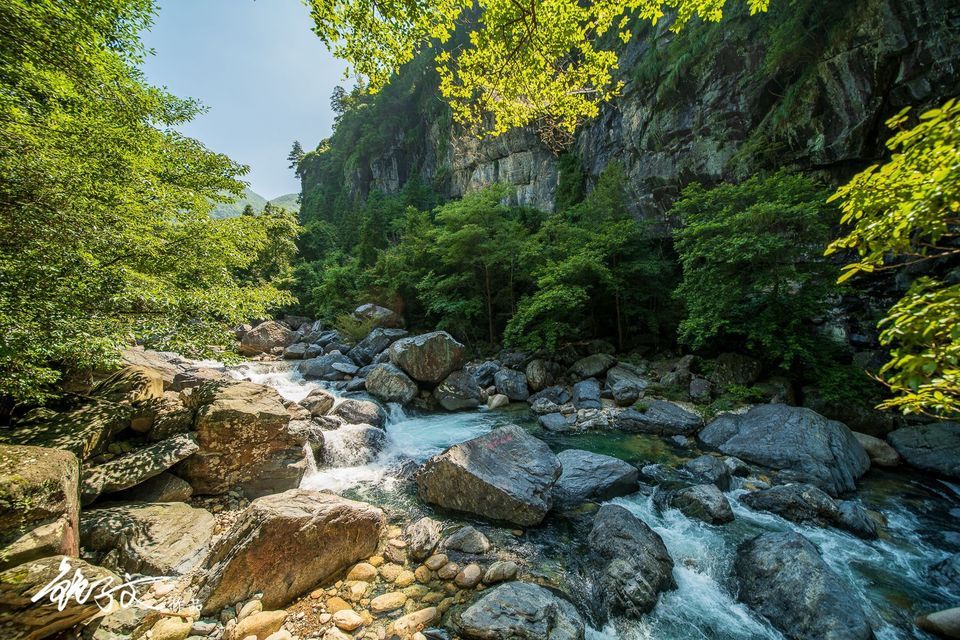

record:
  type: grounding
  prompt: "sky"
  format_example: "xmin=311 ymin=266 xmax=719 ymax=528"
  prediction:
xmin=142 ymin=0 xmax=349 ymax=200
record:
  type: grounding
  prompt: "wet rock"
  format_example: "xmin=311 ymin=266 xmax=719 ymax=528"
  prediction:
xmin=699 ymin=404 xmax=869 ymax=496
xmin=734 ymin=531 xmax=872 ymax=640
xmin=239 ymin=320 xmax=295 ymax=356
xmin=348 ymin=328 xmax=409 ymax=366
xmin=457 ymin=581 xmax=585 ymax=640
xmin=81 ymin=433 xmax=199 ymax=504
xmin=330 ymin=398 xmax=386 ymax=428
xmin=570 ymin=354 xmax=617 ymax=379
xmin=0 ymin=556 xmax=119 ymax=640
xmin=553 ymin=449 xmax=639 ymax=506
xmin=108 ymin=471 xmax=193 ymax=503
xmin=455 ymin=563 xmax=483 ymax=588
xmin=300 ymin=353 xmax=358 ymax=381
xmin=888 ymin=422 xmax=960 ymax=480
xmin=930 ymin=553 xmax=960 ymax=592
xmin=525 ymin=359 xmax=554 ymax=392
xmin=441 ymin=526 xmax=490 ymax=554
xmin=482 ymin=561 xmax=519 ymax=584
xmin=434 ymin=370 xmax=482 ymax=411
xmin=539 ymin=412 xmax=576 ymax=433
xmin=176 ymin=382 xmax=303 ymax=497
xmin=406 ymin=517 xmax=444 ymax=560
xmin=615 ymin=400 xmax=702 ymax=436
xmin=917 ymin=608 xmax=960 ymax=639
xmin=197 ymin=489 xmax=384 ymax=614
xmin=494 ymin=368 xmax=529 ymax=402
xmin=300 ymin=388 xmax=336 ymax=416
xmin=682 ymin=454 xmax=732 ymax=491
xmin=528 ymin=385 xmax=573 ymax=406
xmin=389 ymin=331 xmax=465 ymax=384
xmin=366 ymin=363 xmax=419 ymax=405
xmin=354 ymin=303 xmax=404 ymax=328
xmin=417 ymin=425 xmax=561 ymax=526
xmin=740 ymin=484 xmax=842 ymax=527
xmin=0 ymin=445 xmax=79 ymax=571
xmin=80 ymin=502 xmax=213 ymax=575
xmin=586 ymin=504 xmax=675 ymax=619
xmin=836 ymin=501 xmax=878 ymax=540
xmin=852 ymin=431 xmax=900 ymax=467
xmin=487 ymin=394 xmax=510 ymax=409
xmin=321 ymin=424 xmax=387 ymax=466
xmin=572 ymin=378 xmax=601 ymax=410
xmin=655 ymin=484 xmax=733 ymax=524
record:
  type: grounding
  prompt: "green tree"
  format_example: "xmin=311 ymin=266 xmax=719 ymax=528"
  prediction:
xmin=827 ymin=100 xmax=960 ymax=418
xmin=0 ymin=0 xmax=295 ymax=402
xmin=672 ymin=171 xmax=837 ymax=370
xmin=310 ymin=0 xmax=769 ymax=139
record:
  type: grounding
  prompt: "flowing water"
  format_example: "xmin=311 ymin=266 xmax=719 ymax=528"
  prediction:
xmin=228 ymin=361 xmax=957 ymax=640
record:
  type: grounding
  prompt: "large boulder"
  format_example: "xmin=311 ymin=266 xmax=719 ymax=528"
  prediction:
xmin=80 ymin=502 xmax=214 ymax=575
xmin=389 ymin=331 xmax=464 ymax=384
xmin=347 ymin=328 xmax=408 ymax=366
xmin=852 ymin=432 xmax=900 ymax=467
xmin=120 ymin=347 xmax=185 ymax=389
xmin=682 ymin=454 xmax=732 ymax=491
xmin=1 ymin=400 xmax=131 ymax=461
xmin=734 ymin=531 xmax=872 ymax=640
xmin=176 ymin=382 xmax=304 ymax=497
xmin=553 ymin=449 xmax=639 ymax=507
xmin=615 ymin=400 xmax=702 ymax=436
xmin=740 ymin=484 xmax=877 ymax=539
xmin=0 ymin=556 xmax=119 ymax=640
xmin=571 ymin=378 xmax=601 ymax=410
xmin=887 ymin=422 xmax=960 ymax=480
xmin=416 ymin=425 xmax=561 ymax=526
xmin=353 ymin=303 xmax=404 ymax=328
xmin=0 ymin=446 xmax=79 ymax=571
xmin=91 ymin=365 xmax=164 ymax=405
xmin=80 ymin=433 xmax=199 ymax=504
xmin=570 ymin=353 xmax=617 ymax=379
xmin=330 ymin=398 xmax=386 ymax=427
xmin=586 ymin=504 xmax=675 ymax=619
xmin=655 ymin=484 xmax=734 ymax=524
xmin=196 ymin=489 xmax=384 ymax=613
xmin=366 ymin=363 xmax=419 ymax=405
xmin=239 ymin=320 xmax=295 ymax=356
xmin=457 ymin=582 xmax=585 ymax=640
xmin=434 ymin=370 xmax=482 ymax=411
xmin=699 ymin=404 xmax=870 ymax=496
xmin=300 ymin=388 xmax=336 ymax=416
xmin=494 ymin=368 xmax=529 ymax=402
xmin=525 ymin=359 xmax=554 ymax=392
xmin=299 ymin=353 xmax=357 ymax=381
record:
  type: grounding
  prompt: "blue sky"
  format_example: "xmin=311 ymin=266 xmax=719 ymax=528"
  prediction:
xmin=142 ymin=0 xmax=348 ymax=199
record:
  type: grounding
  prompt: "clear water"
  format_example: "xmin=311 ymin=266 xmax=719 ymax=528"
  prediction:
xmin=232 ymin=361 xmax=956 ymax=639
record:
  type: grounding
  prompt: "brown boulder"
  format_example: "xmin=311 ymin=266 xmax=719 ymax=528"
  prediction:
xmin=239 ymin=320 xmax=296 ymax=356
xmin=0 ymin=445 xmax=80 ymax=571
xmin=196 ymin=489 xmax=384 ymax=613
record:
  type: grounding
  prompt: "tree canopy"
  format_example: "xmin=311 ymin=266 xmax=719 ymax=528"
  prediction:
xmin=309 ymin=0 xmax=769 ymax=140
xmin=0 ymin=0 xmax=298 ymax=402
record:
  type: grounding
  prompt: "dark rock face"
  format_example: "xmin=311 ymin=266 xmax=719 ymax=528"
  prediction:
xmin=553 ymin=449 xmax=639 ymax=506
xmin=699 ymin=404 xmax=869 ymax=496
xmin=196 ymin=490 xmax=384 ymax=614
xmin=930 ymin=553 xmax=960 ymax=593
xmin=656 ymin=484 xmax=734 ymax=524
xmin=887 ymin=422 xmax=960 ymax=480
xmin=529 ymin=385 xmax=572 ymax=406
xmin=525 ymin=359 xmax=555 ymax=392
xmin=416 ymin=425 xmax=561 ymax=526
xmin=740 ymin=483 xmax=878 ymax=539
xmin=734 ymin=532 xmax=873 ymax=640
xmin=299 ymin=353 xmax=358 ymax=381
xmin=586 ymin=504 xmax=675 ymax=619
xmin=572 ymin=378 xmax=602 ymax=410
xmin=457 ymin=581 xmax=585 ymax=640
xmin=494 ymin=368 xmax=530 ymax=402
xmin=570 ymin=354 xmax=617 ymax=379
xmin=366 ymin=363 xmax=419 ymax=405
xmin=682 ymin=454 xmax=732 ymax=490
xmin=348 ymin=328 xmax=408 ymax=366
xmin=471 ymin=360 xmax=501 ymax=387
xmin=434 ymin=370 xmax=482 ymax=411
xmin=389 ymin=331 xmax=465 ymax=384
xmin=615 ymin=400 xmax=702 ymax=436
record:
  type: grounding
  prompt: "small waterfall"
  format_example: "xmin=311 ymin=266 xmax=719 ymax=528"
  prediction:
xmin=302 ymin=441 xmax=319 ymax=476
xmin=386 ymin=402 xmax=407 ymax=424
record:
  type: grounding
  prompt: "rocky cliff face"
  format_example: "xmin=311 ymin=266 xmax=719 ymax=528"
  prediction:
xmin=301 ymin=0 xmax=959 ymax=216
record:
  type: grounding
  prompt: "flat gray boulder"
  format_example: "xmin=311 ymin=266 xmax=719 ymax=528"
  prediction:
xmin=416 ymin=425 xmax=560 ymax=526
xmin=587 ymin=504 xmax=675 ymax=619
xmin=572 ymin=378 xmax=601 ymax=409
xmin=699 ymin=404 xmax=869 ymax=496
xmin=888 ymin=422 xmax=960 ymax=480
xmin=458 ymin=581 xmax=585 ymax=640
xmin=615 ymin=400 xmax=702 ymax=436
xmin=735 ymin=531 xmax=872 ymax=640
xmin=299 ymin=353 xmax=357 ymax=381
xmin=553 ymin=449 xmax=638 ymax=506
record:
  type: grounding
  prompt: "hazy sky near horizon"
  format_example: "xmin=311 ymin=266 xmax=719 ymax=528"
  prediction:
xmin=142 ymin=0 xmax=348 ymax=199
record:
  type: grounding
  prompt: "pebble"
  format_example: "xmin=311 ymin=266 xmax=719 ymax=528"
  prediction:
xmin=349 ymin=581 xmax=369 ymax=601
xmin=237 ymin=599 xmax=262 ymax=622
xmin=370 ymin=592 xmax=407 ymax=614
xmin=389 ymin=607 xmax=438 ymax=637
xmin=333 ymin=609 xmax=364 ymax=631
xmin=367 ymin=555 xmax=385 ymax=567
xmin=379 ymin=563 xmax=403 ymax=582
xmin=455 ymin=563 xmax=483 ymax=588
xmin=326 ymin=596 xmax=351 ymax=613
xmin=424 ymin=554 xmax=448 ymax=571
xmin=437 ymin=562 xmax=459 ymax=580
xmin=394 ymin=570 xmax=416 ymax=588
xmin=483 ymin=560 xmax=519 ymax=584
xmin=346 ymin=562 xmax=378 ymax=582
xmin=414 ymin=565 xmax=433 ymax=584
